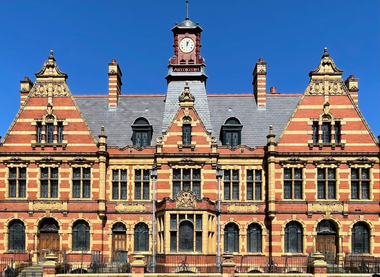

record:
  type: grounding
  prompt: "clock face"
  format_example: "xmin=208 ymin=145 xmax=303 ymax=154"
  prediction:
xmin=179 ymin=38 xmax=195 ymax=53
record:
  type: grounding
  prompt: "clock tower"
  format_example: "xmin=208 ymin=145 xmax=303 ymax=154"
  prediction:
xmin=166 ymin=1 xmax=207 ymax=82
xmin=163 ymin=2 xmax=212 ymax=133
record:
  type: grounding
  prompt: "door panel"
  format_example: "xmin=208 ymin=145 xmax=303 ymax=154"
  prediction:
xmin=112 ymin=233 xmax=127 ymax=251
xmin=39 ymin=233 xmax=60 ymax=258
xmin=316 ymin=235 xmax=336 ymax=263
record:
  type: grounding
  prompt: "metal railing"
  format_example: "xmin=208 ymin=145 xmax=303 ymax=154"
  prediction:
xmin=326 ymin=253 xmax=380 ymax=274
xmin=235 ymin=254 xmax=312 ymax=274
xmin=153 ymin=254 xmax=218 ymax=273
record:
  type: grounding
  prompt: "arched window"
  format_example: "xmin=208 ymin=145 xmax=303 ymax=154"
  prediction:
xmin=9 ymin=220 xmax=25 ymax=251
xmin=247 ymin=223 xmax=262 ymax=253
xmin=285 ymin=221 xmax=302 ymax=253
xmin=132 ymin=118 xmax=152 ymax=147
xmin=352 ymin=222 xmax=369 ymax=254
xmin=179 ymin=221 xmax=194 ymax=252
xmin=221 ymin=118 xmax=242 ymax=147
xmin=72 ymin=220 xmax=90 ymax=251
xmin=224 ymin=223 xmax=239 ymax=252
xmin=134 ymin=223 xmax=149 ymax=252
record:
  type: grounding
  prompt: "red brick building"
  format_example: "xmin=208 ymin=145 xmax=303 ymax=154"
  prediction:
xmin=0 ymin=10 xmax=378 ymax=276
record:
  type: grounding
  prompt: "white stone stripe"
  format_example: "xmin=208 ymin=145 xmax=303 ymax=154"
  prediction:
xmin=23 ymin=106 xmax=77 ymax=110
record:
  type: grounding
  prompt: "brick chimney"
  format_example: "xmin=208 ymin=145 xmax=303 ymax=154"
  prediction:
xmin=270 ymin=86 xmax=278 ymax=94
xmin=19 ymin=77 xmax=33 ymax=106
xmin=108 ymin=59 xmax=123 ymax=108
xmin=345 ymin=74 xmax=359 ymax=106
xmin=252 ymin=58 xmax=267 ymax=109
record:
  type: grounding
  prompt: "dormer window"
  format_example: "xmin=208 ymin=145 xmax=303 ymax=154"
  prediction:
xmin=35 ymin=121 xmax=65 ymax=145
xmin=310 ymin=112 xmax=343 ymax=149
xmin=132 ymin=118 xmax=152 ymax=147
xmin=37 ymin=122 xmax=43 ymax=143
xmin=46 ymin=123 xmax=54 ymax=143
xmin=221 ymin=117 xmax=242 ymax=147
xmin=321 ymin=122 xmax=331 ymax=143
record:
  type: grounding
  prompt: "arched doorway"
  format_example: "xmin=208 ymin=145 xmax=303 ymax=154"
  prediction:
xmin=38 ymin=218 xmax=60 ymax=258
xmin=316 ymin=220 xmax=337 ymax=264
xmin=112 ymin=223 xmax=127 ymax=262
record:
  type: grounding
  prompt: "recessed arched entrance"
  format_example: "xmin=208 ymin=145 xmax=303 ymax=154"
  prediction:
xmin=38 ymin=218 xmax=60 ymax=258
xmin=316 ymin=220 xmax=338 ymax=264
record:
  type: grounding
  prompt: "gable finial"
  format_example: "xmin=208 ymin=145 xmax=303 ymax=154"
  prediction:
xmin=186 ymin=1 xmax=189 ymax=20
xmin=322 ymin=47 xmax=330 ymax=58
xmin=50 ymin=50 xmax=54 ymax=57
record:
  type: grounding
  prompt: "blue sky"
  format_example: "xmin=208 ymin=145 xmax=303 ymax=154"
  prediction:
xmin=0 ymin=1 xmax=378 ymax=137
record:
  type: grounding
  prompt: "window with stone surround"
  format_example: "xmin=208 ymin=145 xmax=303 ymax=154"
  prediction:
xmin=8 ymin=220 xmax=25 ymax=251
xmin=247 ymin=223 xmax=262 ymax=253
xmin=223 ymin=169 xmax=239 ymax=200
xmin=352 ymin=222 xmax=369 ymax=254
xmin=317 ymin=168 xmax=336 ymax=199
xmin=73 ymin=168 xmax=91 ymax=198
xmin=9 ymin=167 xmax=26 ymax=198
xmin=132 ymin=118 xmax=152 ymax=147
xmin=224 ymin=223 xmax=239 ymax=252
xmin=40 ymin=167 xmax=59 ymax=198
xmin=112 ymin=169 xmax=127 ymax=200
xmin=72 ymin=220 xmax=90 ymax=251
xmin=351 ymin=168 xmax=370 ymax=200
xmin=36 ymin=121 xmax=65 ymax=144
xmin=221 ymin=117 xmax=242 ymax=147
xmin=285 ymin=221 xmax=302 ymax=253
xmin=246 ymin=169 xmax=262 ymax=200
xmin=182 ymin=124 xmax=191 ymax=145
xmin=170 ymin=214 xmax=202 ymax=252
xmin=172 ymin=168 xmax=201 ymax=199
xmin=134 ymin=223 xmax=149 ymax=252
xmin=134 ymin=169 xmax=150 ymax=200
xmin=284 ymin=168 xmax=302 ymax=200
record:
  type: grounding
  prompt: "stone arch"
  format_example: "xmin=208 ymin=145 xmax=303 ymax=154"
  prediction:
xmin=246 ymin=218 xmax=268 ymax=236
xmin=35 ymin=215 xmax=62 ymax=234
xmin=280 ymin=217 xmax=307 ymax=236
xmin=313 ymin=215 xmax=341 ymax=236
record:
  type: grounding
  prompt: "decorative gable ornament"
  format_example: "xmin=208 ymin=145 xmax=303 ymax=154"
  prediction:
xmin=178 ymin=81 xmax=195 ymax=104
xmin=35 ymin=50 xmax=68 ymax=80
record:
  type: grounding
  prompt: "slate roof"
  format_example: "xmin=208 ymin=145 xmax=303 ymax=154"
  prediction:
xmin=75 ymin=93 xmax=301 ymax=148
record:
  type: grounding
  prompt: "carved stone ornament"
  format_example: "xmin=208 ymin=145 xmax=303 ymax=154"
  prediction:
xmin=227 ymin=203 xmax=259 ymax=213
xmin=313 ymin=157 xmax=341 ymax=166
xmin=347 ymin=157 xmax=376 ymax=167
xmin=115 ymin=203 xmax=146 ymax=213
xmin=311 ymin=202 xmax=343 ymax=213
xmin=33 ymin=201 xmax=64 ymax=210
xmin=178 ymin=81 xmax=195 ymax=103
xmin=279 ymin=157 xmax=307 ymax=167
xmin=33 ymin=84 xmax=48 ymax=97
xmin=53 ymin=84 xmax=67 ymax=97
xmin=176 ymin=190 xmax=197 ymax=208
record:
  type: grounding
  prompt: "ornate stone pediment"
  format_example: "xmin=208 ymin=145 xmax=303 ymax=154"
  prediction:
xmin=313 ymin=157 xmax=341 ymax=166
xmin=115 ymin=203 xmax=146 ymax=213
xmin=176 ymin=190 xmax=197 ymax=208
xmin=347 ymin=157 xmax=376 ymax=167
xmin=227 ymin=203 xmax=259 ymax=213
xmin=280 ymin=157 xmax=307 ymax=167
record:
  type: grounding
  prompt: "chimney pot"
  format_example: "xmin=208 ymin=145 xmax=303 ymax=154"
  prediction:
xmin=349 ymin=74 xmax=355 ymax=79
xmin=270 ymin=86 xmax=277 ymax=94
xmin=112 ymin=59 xmax=116 ymax=64
xmin=258 ymin=58 xmax=263 ymax=62
xmin=24 ymin=76 xmax=29 ymax=81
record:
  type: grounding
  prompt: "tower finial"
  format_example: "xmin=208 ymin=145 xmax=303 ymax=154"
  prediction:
xmin=186 ymin=1 xmax=189 ymax=20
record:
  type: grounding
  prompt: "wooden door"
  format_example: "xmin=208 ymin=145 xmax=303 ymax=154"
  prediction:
xmin=39 ymin=233 xmax=60 ymax=257
xmin=112 ymin=233 xmax=126 ymax=251
xmin=316 ymin=235 xmax=336 ymax=263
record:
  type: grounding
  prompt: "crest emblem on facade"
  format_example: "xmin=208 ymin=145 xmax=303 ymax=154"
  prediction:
xmin=176 ymin=190 xmax=197 ymax=208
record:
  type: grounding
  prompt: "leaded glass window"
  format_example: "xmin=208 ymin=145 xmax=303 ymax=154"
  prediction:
xmin=246 ymin=169 xmax=262 ymax=200
xmin=352 ymin=222 xmax=369 ymax=254
xmin=170 ymin=214 xmax=202 ymax=252
xmin=72 ymin=220 xmax=90 ymax=251
xmin=40 ymin=167 xmax=58 ymax=198
xmin=132 ymin=118 xmax=152 ymax=147
xmin=321 ymin=122 xmax=331 ymax=143
xmin=317 ymin=168 xmax=336 ymax=199
xmin=285 ymin=221 xmax=302 ymax=253
xmin=334 ymin=122 xmax=341 ymax=143
xmin=9 ymin=220 xmax=25 ymax=251
xmin=72 ymin=168 xmax=91 ymax=198
xmin=224 ymin=169 xmax=239 ymax=200
xmin=134 ymin=223 xmax=149 ymax=252
xmin=182 ymin=124 xmax=191 ymax=145
xmin=247 ymin=223 xmax=262 ymax=253
xmin=9 ymin=167 xmax=26 ymax=198
xmin=221 ymin=118 xmax=242 ymax=147
xmin=351 ymin=168 xmax=370 ymax=200
xmin=46 ymin=123 xmax=55 ymax=143
xmin=224 ymin=223 xmax=239 ymax=252
xmin=135 ymin=169 xmax=150 ymax=200
xmin=312 ymin=121 xmax=319 ymax=143
xmin=37 ymin=122 xmax=43 ymax=143
xmin=58 ymin=122 xmax=64 ymax=143
xmin=112 ymin=169 xmax=127 ymax=200
xmin=172 ymin=168 xmax=201 ymax=198
xmin=283 ymin=168 xmax=302 ymax=199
